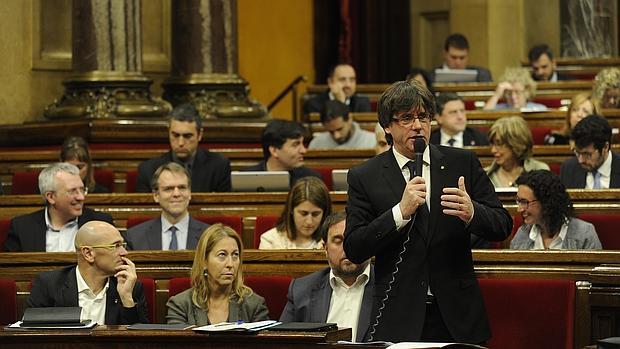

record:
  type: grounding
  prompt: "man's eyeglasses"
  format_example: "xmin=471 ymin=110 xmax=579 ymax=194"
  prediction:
xmin=515 ymin=198 xmax=538 ymax=209
xmin=81 ymin=242 xmax=128 ymax=251
xmin=60 ymin=187 xmax=88 ymax=197
xmin=392 ymin=113 xmax=431 ymax=127
xmin=573 ymin=149 xmax=596 ymax=160
xmin=159 ymin=185 xmax=190 ymax=194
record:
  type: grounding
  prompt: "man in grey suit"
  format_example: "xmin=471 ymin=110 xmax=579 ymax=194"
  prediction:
xmin=280 ymin=212 xmax=373 ymax=342
xmin=125 ymin=163 xmax=208 ymax=250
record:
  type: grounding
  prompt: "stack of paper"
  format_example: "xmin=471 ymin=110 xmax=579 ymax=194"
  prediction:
xmin=193 ymin=320 xmax=280 ymax=333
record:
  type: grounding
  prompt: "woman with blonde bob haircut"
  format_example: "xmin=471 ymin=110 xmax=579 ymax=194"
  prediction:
xmin=259 ymin=176 xmax=332 ymax=249
xmin=545 ymin=92 xmax=601 ymax=145
xmin=166 ymin=224 xmax=269 ymax=325
xmin=485 ymin=116 xmax=549 ymax=188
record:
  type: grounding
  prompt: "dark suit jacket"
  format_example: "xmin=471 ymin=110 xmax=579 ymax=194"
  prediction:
xmin=243 ymin=160 xmax=322 ymax=187
xmin=303 ymin=92 xmax=372 ymax=115
xmin=279 ymin=266 xmax=374 ymax=342
xmin=136 ymin=148 xmax=231 ymax=193
xmin=343 ymin=145 xmax=511 ymax=343
xmin=27 ymin=265 xmax=149 ymax=325
xmin=429 ymin=127 xmax=489 ymax=147
xmin=125 ymin=216 xmax=209 ymax=250
xmin=4 ymin=207 xmax=113 ymax=252
xmin=559 ymin=151 xmax=620 ymax=188
xmin=431 ymin=65 xmax=493 ymax=82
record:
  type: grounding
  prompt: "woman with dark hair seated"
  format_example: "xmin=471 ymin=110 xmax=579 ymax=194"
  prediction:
xmin=510 ymin=170 xmax=602 ymax=250
xmin=166 ymin=224 xmax=270 ymax=325
xmin=259 ymin=176 xmax=332 ymax=249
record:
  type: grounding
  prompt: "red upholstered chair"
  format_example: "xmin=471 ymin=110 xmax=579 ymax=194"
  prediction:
xmin=479 ymin=278 xmax=575 ymax=349
xmin=168 ymin=277 xmax=192 ymax=298
xmin=464 ymin=100 xmax=477 ymax=110
xmin=312 ymin=167 xmax=334 ymax=191
xmin=138 ymin=277 xmax=156 ymax=323
xmin=245 ymin=275 xmax=292 ymax=320
xmin=195 ymin=215 xmax=243 ymax=236
xmin=0 ymin=278 xmax=17 ymax=325
xmin=530 ymin=127 xmax=553 ymax=145
xmin=125 ymin=170 xmax=138 ymax=193
xmin=254 ymin=215 xmax=279 ymax=248
xmin=0 ymin=219 xmax=11 ymax=252
xmin=126 ymin=215 xmax=157 ymax=229
xmin=94 ymin=169 xmax=115 ymax=193
xmin=533 ymin=97 xmax=564 ymax=109
xmin=578 ymin=213 xmax=620 ymax=249
xmin=11 ymin=171 xmax=41 ymax=195
xmin=549 ymin=163 xmax=562 ymax=176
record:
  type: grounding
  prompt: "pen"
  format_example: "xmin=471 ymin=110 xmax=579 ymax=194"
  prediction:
xmin=213 ymin=320 xmax=244 ymax=327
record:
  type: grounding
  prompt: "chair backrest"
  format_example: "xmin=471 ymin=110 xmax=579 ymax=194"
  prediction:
xmin=126 ymin=170 xmax=138 ymax=193
xmin=312 ymin=167 xmax=333 ymax=191
xmin=578 ymin=213 xmax=620 ymax=249
xmin=168 ymin=275 xmax=292 ymax=320
xmin=245 ymin=275 xmax=292 ymax=320
xmin=0 ymin=219 xmax=11 ymax=252
xmin=530 ymin=127 xmax=553 ymax=145
xmin=11 ymin=171 xmax=40 ymax=195
xmin=479 ymin=278 xmax=575 ymax=349
xmin=94 ymin=169 xmax=115 ymax=193
xmin=138 ymin=277 xmax=156 ymax=323
xmin=195 ymin=215 xmax=243 ymax=236
xmin=0 ymin=278 xmax=17 ymax=325
xmin=126 ymin=215 xmax=157 ymax=229
xmin=254 ymin=215 xmax=279 ymax=248
xmin=169 ymin=277 xmax=192 ymax=299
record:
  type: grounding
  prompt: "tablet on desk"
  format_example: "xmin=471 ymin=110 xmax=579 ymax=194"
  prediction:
xmin=231 ymin=171 xmax=290 ymax=192
xmin=331 ymin=169 xmax=349 ymax=191
xmin=434 ymin=68 xmax=478 ymax=83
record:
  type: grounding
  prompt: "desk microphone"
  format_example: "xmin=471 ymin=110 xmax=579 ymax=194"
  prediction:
xmin=414 ymin=136 xmax=426 ymax=177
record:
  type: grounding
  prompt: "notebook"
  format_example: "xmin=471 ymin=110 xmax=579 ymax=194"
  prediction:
xmin=231 ymin=171 xmax=290 ymax=192
xmin=434 ymin=68 xmax=478 ymax=83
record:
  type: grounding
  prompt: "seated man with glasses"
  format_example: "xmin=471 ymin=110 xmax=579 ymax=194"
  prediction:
xmin=27 ymin=220 xmax=149 ymax=325
xmin=511 ymin=170 xmax=601 ymax=250
xmin=4 ymin=162 xmax=113 ymax=252
xmin=560 ymin=114 xmax=620 ymax=189
xmin=125 ymin=162 xmax=209 ymax=250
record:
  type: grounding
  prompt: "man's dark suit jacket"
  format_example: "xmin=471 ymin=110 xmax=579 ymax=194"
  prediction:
xmin=559 ymin=151 xmax=620 ymax=188
xmin=279 ymin=266 xmax=374 ymax=342
xmin=124 ymin=216 xmax=209 ymax=250
xmin=429 ymin=127 xmax=489 ymax=147
xmin=3 ymin=207 xmax=113 ymax=252
xmin=344 ymin=145 xmax=511 ymax=343
xmin=136 ymin=148 xmax=231 ymax=193
xmin=243 ymin=160 xmax=322 ymax=187
xmin=431 ymin=65 xmax=493 ymax=82
xmin=303 ymin=92 xmax=372 ymax=115
xmin=27 ymin=265 xmax=149 ymax=324
xmin=532 ymin=71 xmax=575 ymax=82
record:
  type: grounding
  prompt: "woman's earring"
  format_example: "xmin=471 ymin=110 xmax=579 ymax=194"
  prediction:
xmin=203 ymin=269 xmax=208 ymax=278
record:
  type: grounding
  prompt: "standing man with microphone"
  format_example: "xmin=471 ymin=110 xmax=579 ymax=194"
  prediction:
xmin=344 ymin=80 xmax=511 ymax=344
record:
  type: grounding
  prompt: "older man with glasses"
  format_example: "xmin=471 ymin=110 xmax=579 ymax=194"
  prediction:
xmin=27 ymin=220 xmax=149 ymax=325
xmin=4 ymin=162 xmax=113 ymax=252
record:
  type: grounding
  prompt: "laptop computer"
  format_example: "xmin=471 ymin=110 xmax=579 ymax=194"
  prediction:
xmin=434 ymin=68 xmax=478 ymax=83
xmin=331 ymin=169 xmax=349 ymax=191
xmin=231 ymin=171 xmax=290 ymax=192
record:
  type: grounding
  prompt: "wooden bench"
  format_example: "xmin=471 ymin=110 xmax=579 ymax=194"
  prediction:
xmin=0 ymin=249 xmax=619 ymax=347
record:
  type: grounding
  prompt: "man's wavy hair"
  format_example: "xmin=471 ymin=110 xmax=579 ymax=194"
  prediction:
xmin=515 ymin=170 xmax=575 ymax=234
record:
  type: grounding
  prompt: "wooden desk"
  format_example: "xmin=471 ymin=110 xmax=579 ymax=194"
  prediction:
xmin=0 ymin=326 xmax=360 ymax=349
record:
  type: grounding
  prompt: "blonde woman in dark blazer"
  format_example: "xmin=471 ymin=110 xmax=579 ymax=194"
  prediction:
xmin=166 ymin=224 xmax=269 ymax=325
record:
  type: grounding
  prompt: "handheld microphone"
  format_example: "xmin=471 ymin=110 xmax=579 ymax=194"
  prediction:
xmin=414 ymin=137 xmax=426 ymax=177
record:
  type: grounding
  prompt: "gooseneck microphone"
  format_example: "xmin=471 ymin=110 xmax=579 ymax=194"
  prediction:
xmin=414 ymin=136 xmax=426 ymax=177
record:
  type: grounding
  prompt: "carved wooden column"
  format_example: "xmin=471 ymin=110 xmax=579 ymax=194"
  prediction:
xmin=162 ymin=0 xmax=267 ymax=119
xmin=44 ymin=0 xmax=171 ymax=119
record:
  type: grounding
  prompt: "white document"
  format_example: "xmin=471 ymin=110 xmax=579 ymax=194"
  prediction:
xmin=6 ymin=320 xmax=97 ymax=330
xmin=193 ymin=320 xmax=280 ymax=333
